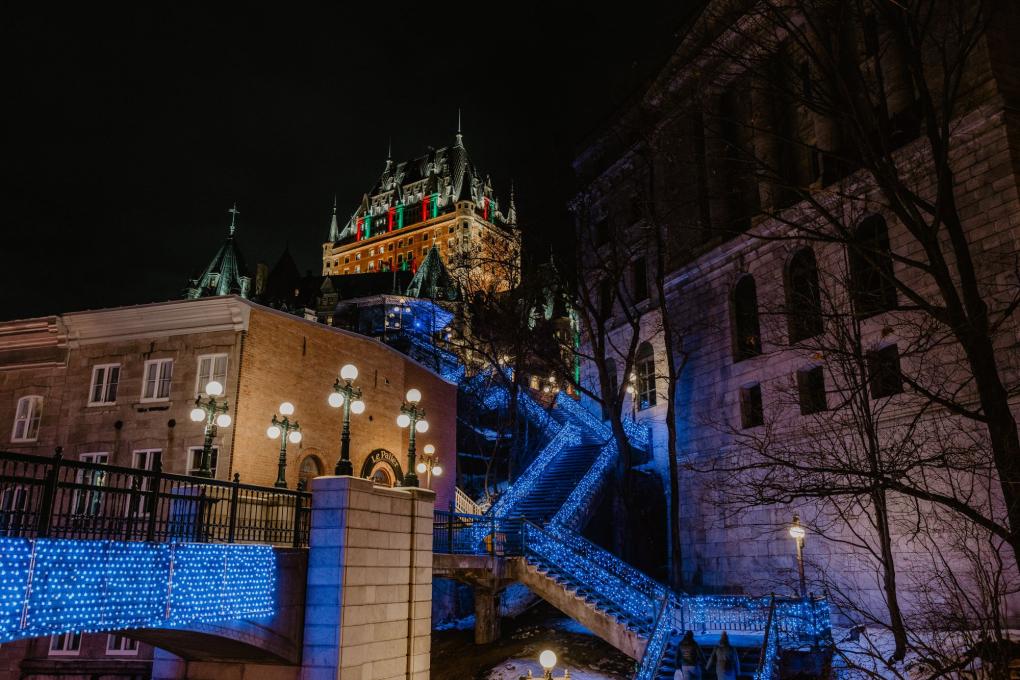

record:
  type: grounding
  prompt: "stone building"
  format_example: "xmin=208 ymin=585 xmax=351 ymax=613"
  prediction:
xmin=573 ymin=0 xmax=1020 ymax=623
xmin=0 ymin=295 xmax=456 ymax=679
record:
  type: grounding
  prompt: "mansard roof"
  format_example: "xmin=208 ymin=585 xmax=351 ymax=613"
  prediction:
xmin=331 ymin=128 xmax=507 ymax=244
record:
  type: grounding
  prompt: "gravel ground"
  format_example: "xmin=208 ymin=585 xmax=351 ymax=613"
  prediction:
xmin=431 ymin=603 xmax=636 ymax=680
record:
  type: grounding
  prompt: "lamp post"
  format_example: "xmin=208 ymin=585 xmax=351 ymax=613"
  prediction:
xmin=267 ymin=402 xmax=302 ymax=488
xmin=415 ymin=443 xmax=443 ymax=490
xmin=397 ymin=388 xmax=428 ymax=487
xmin=789 ymin=513 xmax=807 ymax=597
xmin=189 ymin=380 xmax=231 ymax=478
xmin=626 ymin=373 xmax=638 ymax=418
xmin=328 ymin=364 xmax=365 ymax=476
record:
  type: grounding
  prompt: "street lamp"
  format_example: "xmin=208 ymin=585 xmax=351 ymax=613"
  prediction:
xmin=267 ymin=402 xmax=302 ymax=488
xmin=789 ymin=513 xmax=807 ymax=597
xmin=189 ymin=380 xmax=231 ymax=478
xmin=415 ymin=443 xmax=443 ymax=489
xmin=328 ymin=363 xmax=365 ymax=476
xmin=397 ymin=388 xmax=428 ymax=487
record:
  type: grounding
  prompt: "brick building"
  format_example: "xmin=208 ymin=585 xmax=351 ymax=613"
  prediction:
xmin=0 ymin=295 xmax=456 ymax=679
xmin=573 ymin=0 xmax=1020 ymax=624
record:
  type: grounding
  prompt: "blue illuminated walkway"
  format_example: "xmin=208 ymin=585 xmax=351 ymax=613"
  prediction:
xmin=0 ymin=537 xmax=275 ymax=644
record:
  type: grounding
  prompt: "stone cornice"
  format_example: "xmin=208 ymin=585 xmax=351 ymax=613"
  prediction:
xmin=61 ymin=296 xmax=251 ymax=346
xmin=0 ymin=317 xmax=63 ymax=352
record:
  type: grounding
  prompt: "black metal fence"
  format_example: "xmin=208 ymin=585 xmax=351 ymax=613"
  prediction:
xmin=0 ymin=449 xmax=311 ymax=547
xmin=433 ymin=509 xmax=523 ymax=556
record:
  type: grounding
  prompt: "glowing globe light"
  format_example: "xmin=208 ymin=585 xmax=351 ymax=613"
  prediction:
xmin=266 ymin=425 xmax=282 ymax=440
xmin=205 ymin=381 xmax=224 ymax=397
xmin=350 ymin=399 xmax=365 ymax=415
xmin=215 ymin=413 xmax=231 ymax=428
xmin=432 ymin=465 xmax=442 ymax=477
xmin=279 ymin=402 xmax=295 ymax=416
xmin=397 ymin=413 xmax=411 ymax=428
xmin=189 ymin=408 xmax=206 ymax=422
xmin=424 ymin=444 xmax=435 ymax=455
xmin=415 ymin=419 xmax=429 ymax=433
xmin=340 ymin=364 xmax=358 ymax=381
xmin=540 ymin=650 xmax=557 ymax=671
xmin=789 ymin=524 xmax=806 ymax=540
xmin=288 ymin=430 xmax=302 ymax=444
xmin=405 ymin=388 xmax=422 ymax=403
xmin=416 ymin=462 xmax=428 ymax=474
xmin=328 ymin=392 xmax=344 ymax=408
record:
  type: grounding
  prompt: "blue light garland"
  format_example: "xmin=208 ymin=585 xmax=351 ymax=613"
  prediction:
xmin=0 ymin=537 xmax=275 ymax=643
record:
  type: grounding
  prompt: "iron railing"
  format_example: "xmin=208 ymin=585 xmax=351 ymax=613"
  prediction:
xmin=433 ymin=510 xmax=522 ymax=556
xmin=0 ymin=449 xmax=311 ymax=547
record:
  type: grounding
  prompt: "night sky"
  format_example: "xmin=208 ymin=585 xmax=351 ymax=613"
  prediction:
xmin=4 ymin=4 xmax=692 ymax=320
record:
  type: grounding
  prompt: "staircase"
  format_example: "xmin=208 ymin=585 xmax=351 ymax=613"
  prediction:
xmin=448 ymin=387 xmax=830 ymax=680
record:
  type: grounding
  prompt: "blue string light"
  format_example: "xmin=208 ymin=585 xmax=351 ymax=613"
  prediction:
xmin=0 ymin=537 xmax=275 ymax=643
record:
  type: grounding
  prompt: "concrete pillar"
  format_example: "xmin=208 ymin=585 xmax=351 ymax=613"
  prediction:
xmin=301 ymin=475 xmax=434 ymax=680
xmin=473 ymin=587 xmax=501 ymax=645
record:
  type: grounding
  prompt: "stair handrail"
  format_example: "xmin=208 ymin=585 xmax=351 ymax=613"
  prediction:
xmin=545 ymin=522 xmax=672 ymax=603
xmin=454 ymin=487 xmax=483 ymax=516
xmin=488 ymin=424 xmax=579 ymax=519
xmin=634 ymin=595 xmax=676 ymax=680
xmin=753 ymin=594 xmax=780 ymax=680
xmin=522 ymin=520 xmax=660 ymax=632
xmin=550 ymin=439 xmax=618 ymax=529
xmin=552 ymin=392 xmax=650 ymax=449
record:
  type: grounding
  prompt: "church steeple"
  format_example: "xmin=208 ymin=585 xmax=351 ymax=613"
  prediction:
xmin=507 ymin=181 xmax=518 ymax=226
xmin=328 ymin=195 xmax=339 ymax=241
xmin=184 ymin=204 xmax=252 ymax=300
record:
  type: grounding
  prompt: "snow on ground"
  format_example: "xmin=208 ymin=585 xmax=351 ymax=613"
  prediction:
xmin=435 ymin=615 xmax=476 ymax=632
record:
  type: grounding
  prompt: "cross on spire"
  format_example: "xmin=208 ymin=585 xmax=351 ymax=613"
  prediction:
xmin=227 ymin=203 xmax=240 ymax=236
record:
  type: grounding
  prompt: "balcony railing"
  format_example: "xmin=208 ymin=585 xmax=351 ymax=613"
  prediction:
xmin=0 ymin=449 xmax=311 ymax=547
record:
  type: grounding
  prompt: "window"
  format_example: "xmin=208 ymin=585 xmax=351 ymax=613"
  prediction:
xmin=732 ymin=275 xmax=762 ymax=361
xmin=195 ymin=354 xmax=227 ymax=397
xmin=189 ymin=447 xmax=218 ymax=477
xmin=49 ymin=632 xmax=82 ymax=656
xmin=739 ymin=383 xmax=764 ymax=429
xmin=298 ymin=455 xmax=324 ymax=491
xmin=635 ymin=342 xmax=657 ymax=410
xmin=0 ymin=484 xmax=29 ymax=535
xmin=73 ymin=452 xmax=108 ymax=517
xmin=797 ymin=366 xmax=827 ymax=415
xmin=868 ymin=344 xmax=903 ymax=398
xmin=12 ymin=396 xmax=43 ymax=442
xmin=785 ymin=248 xmax=823 ymax=342
xmin=368 ymin=261 xmax=375 ymax=271
xmin=88 ymin=364 xmax=120 ymax=405
xmin=850 ymin=216 xmax=897 ymax=318
xmin=107 ymin=634 xmax=139 ymax=655
xmin=141 ymin=359 xmax=173 ymax=401
xmin=632 ymin=257 xmax=648 ymax=302
xmin=130 ymin=449 xmax=160 ymax=516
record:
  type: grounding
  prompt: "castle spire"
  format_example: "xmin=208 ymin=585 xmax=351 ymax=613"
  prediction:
xmin=385 ymin=138 xmax=393 ymax=172
xmin=507 ymin=181 xmax=518 ymax=226
xmin=227 ymin=202 xmax=240 ymax=236
xmin=328 ymin=194 xmax=339 ymax=241
xmin=455 ymin=109 xmax=464 ymax=148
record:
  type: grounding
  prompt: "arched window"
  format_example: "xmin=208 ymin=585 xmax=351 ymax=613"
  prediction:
xmin=298 ymin=454 xmax=324 ymax=491
xmin=732 ymin=275 xmax=762 ymax=361
xmin=11 ymin=396 xmax=42 ymax=443
xmin=785 ymin=248 xmax=823 ymax=342
xmin=850 ymin=215 xmax=897 ymax=318
xmin=635 ymin=342 xmax=657 ymax=410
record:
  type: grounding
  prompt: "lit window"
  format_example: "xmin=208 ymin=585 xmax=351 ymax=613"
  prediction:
xmin=88 ymin=364 xmax=120 ymax=405
xmin=141 ymin=359 xmax=173 ymax=401
xmin=73 ymin=452 xmax=108 ymax=516
xmin=635 ymin=343 xmax=656 ymax=410
xmin=12 ymin=396 xmax=43 ymax=442
xmin=368 ymin=261 xmax=375 ymax=271
xmin=195 ymin=354 xmax=228 ymax=397
xmin=355 ymin=253 xmax=361 ymax=260
xmin=130 ymin=449 xmax=160 ymax=517
xmin=49 ymin=632 xmax=82 ymax=656
xmin=355 ymin=265 xmax=361 ymax=273
xmin=188 ymin=447 xmax=219 ymax=477
xmin=107 ymin=634 xmax=139 ymax=655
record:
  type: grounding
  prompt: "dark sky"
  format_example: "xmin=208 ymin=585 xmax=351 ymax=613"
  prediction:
xmin=3 ymin=3 xmax=691 ymax=319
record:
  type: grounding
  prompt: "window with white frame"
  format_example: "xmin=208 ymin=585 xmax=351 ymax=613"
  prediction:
xmin=130 ymin=449 xmax=160 ymax=517
xmin=12 ymin=396 xmax=43 ymax=442
xmin=88 ymin=364 xmax=120 ymax=405
xmin=195 ymin=354 xmax=228 ymax=396
xmin=141 ymin=358 xmax=173 ymax=401
xmin=73 ymin=452 xmax=108 ymax=516
xmin=188 ymin=447 xmax=218 ymax=477
xmin=106 ymin=634 xmax=139 ymax=655
xmin=49 ymin=632 xmax=82 ymax=655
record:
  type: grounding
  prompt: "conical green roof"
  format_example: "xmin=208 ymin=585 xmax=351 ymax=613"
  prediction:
xmin=405 ymin=245 xmax=459 ymax=301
